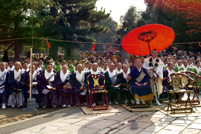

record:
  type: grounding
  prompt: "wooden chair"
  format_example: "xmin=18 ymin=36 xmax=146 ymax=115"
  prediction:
xmin=87 ymin=74 xmax=109 ymax=111
xmin=166 ymin=72 xmax=195 ymax=114
xmin=182 ymin=71 xmax=201 ymax=105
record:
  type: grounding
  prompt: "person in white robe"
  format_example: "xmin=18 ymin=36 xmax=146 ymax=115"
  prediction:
xmin=143 ymin=49 xmax=164 ymax=105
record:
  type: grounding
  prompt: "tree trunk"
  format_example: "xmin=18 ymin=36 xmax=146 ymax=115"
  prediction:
xmin=15 ymin=40 xmax=20 ymax=61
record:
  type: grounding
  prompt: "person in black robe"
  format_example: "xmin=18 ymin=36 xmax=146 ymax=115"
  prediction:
xmin=104 ymin=63 xmax=121 ymax=104
xmin=0 ymin=62 xmax=9 ymax=109
xmin=25 ymin=65 xmax=41 ymax=107
xmin=39 ymin=63 xmax=58 ymax=108
xmin=115 ymin=64 xmax=130 ymax=104
xmin=70 ymin=64 xmax=88 ymax=106
xmin=56 ymin=64 xmax=72 ymax=108
xmin=7 ymin=62 xmax=25 ymax=107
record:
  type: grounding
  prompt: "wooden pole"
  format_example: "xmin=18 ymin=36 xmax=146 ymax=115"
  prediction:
xmin=29 ymin=48 xmax=33 ymax=99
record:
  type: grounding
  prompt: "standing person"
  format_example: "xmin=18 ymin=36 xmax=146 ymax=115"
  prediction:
xmin=40 ymin=63 xmax=58 ymax=108
xmin=7 ymin=62 xmax=25 ymax=107
xmin=143 ymin=49 xmax=164 ymax=105
xmin=56 ymin=64 xmax=72 ymax=108
xmin=70 ymin=64 xmax=88 ymax=106
xmin=0 ymin=62 xmax=8 ymax=109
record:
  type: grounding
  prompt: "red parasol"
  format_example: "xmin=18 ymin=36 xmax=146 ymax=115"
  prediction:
xmin=122 ymin=24 xmax=175 ymax=55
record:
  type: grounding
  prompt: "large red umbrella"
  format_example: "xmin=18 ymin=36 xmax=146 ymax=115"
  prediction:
xmin=122 ymin=24 xmax=175 ymax=55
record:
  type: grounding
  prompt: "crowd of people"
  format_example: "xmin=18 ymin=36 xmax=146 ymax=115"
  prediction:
xmin=0 ymin=49 xmax=201 ymax=109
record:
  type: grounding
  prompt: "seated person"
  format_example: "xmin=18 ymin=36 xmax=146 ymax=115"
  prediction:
xmin=70 ymin=64 xmax=88 ymax=106
xmin=39 ymin=63 xmax=58 ymax=108
xmin=162 ymin=62 xmax=175 ymax=100
xmin=56 ymin=64 xmax=72 ymax=108
xmin=7 ymin=62 xmax=25 ymax=107
xmin=86 ymin=62 xmax=104 ymax=106
xmin=115 ymin=64 xmax=130 ymax=104
xmin=130 ymin=58 xmax=153 ymax=104
xmin=104 ymin=63 xmax=121 ymax=104
xmin=0 ymin=62 xmax=8 ymax=109
xmin=25 ymin=65 xmax=41 ymax=108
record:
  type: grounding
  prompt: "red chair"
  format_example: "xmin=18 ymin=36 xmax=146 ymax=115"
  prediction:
xmin=87 ymin=74 xmax=109 ymax=111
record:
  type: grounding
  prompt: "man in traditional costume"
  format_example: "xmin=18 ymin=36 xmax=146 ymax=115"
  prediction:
xmin=39 ymin=63 xmax=58 ymax=108
xmin=56 ymin=64 xmax=72 ymax=108
xmin=143 ymin=49 xmax=164 ymax=105
xmin=115 ymin=62 xmax=122 ymax=74
xmin=115 ymin=64 xmax=130 ymax=104
xmin=130 ymin=58 xmax=154 ymax=104
xmin=162 ymin=62 xmax=175 ymax=100
xmin=104 ymin=63 xmax=121 ymax=104
xmin=70 ymin=64 xmax=88 ymax=106
xmin=7 ymin=61 xmax=15 ymax=71
xmin=25 ymin=65 xmax=41 ymax=107
xmin=0 ymin=62 xmax=8 ymax=109
xmin=7 ymin=62 xmax=25 ymax=107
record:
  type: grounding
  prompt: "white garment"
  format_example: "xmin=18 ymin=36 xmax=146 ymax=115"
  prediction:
xmin=91 ymin=69 xmax=99 ymax=75
xmin=60 ymin=70 xmax=69 ymax=82
xmin=123 ymin=71 xmax=129 ymax=82
xmin=101 ymin=68 xmax=108 ymax=73
xmin=76 ymin=71 xmax=84 ymax=83
xmin=195 ymin=66 xmax=200 ymax=74
xmin=167 ymin=68 xmax=175 ymax=74
xmin=0 ymin=69 xmax=7 ymax=80
xmin=45 ymin=69 xmax=55 ymax=81
xmin=22 ymin=68 xmax=29 ymax=72
xmin=14 ymin=69 xmax=22 ymax=81
xmin=136 ymin=67 xmax=141 ymax=72
xmin=8 ymin=66 xmax=15 ymax=71
xmin=108 ymin=70 xmax=116 ymax=78
xmin=183 ymin=66 xmax=189 ymax=71
xmin=115 ymin=69 xmax=122 ymax=74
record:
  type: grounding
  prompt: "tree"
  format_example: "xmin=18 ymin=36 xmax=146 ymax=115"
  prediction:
xmin=91 ymin=17 xmax=118 ymax=51
xmin=123 ymin=6 xmax=141 ymax=31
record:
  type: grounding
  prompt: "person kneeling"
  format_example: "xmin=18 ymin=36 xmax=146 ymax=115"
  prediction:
xmin=130 ymin=58 xmax=154 ymax=104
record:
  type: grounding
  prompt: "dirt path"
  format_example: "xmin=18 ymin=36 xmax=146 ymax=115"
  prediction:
xmin=0 ymin=107 xmax=62 ymax=126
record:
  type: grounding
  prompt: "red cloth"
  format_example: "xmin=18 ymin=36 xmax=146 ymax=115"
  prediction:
xmin=46 ymin=39 xmax=50 ymax=48
xmin=199 ymin=42 xmax=201 ymax=47
xmin=92 ymin=43 xmax=96 ymax=51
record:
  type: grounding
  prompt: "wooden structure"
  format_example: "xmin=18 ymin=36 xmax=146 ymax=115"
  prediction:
xmin=166 ymin=72 xmax=194 ymax=114
xmin=87 ymin=74 xmax=109 ymax=111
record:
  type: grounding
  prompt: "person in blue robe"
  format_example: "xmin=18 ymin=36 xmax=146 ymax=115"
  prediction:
xmin=130 ymin=58 xmax=153 ymax=104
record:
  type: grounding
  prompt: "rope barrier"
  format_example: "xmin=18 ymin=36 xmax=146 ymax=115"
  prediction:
xmin=0 ymin=37 xmax=200 ymax=46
